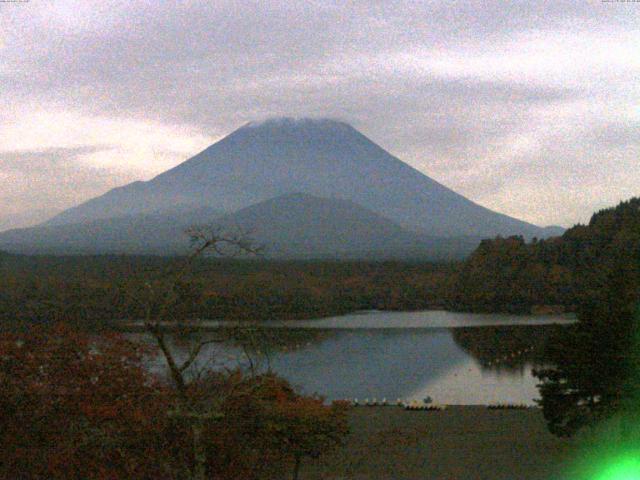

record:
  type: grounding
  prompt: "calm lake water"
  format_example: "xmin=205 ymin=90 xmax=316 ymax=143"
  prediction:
xmin=138 ymin=310 xmax=575 ymax=405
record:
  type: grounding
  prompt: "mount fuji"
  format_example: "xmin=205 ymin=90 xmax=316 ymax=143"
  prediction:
xmin=0 ymin=118 xmax=563 ymax=258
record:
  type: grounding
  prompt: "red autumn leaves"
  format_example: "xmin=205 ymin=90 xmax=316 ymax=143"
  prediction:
xmin=0 ymin=325 xmax=349 ymax=479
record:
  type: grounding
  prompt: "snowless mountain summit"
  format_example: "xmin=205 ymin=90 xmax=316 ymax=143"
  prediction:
xmin=44 ymin=117 xmax=559 ymax=240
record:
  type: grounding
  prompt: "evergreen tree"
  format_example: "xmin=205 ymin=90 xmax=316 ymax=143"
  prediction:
xmin=534 ymin=198 xmax=640 ymax=436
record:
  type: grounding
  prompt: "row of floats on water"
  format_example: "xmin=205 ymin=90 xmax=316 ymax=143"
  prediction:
xmin=351 ymin=398 xmax=446 ymax=411
xmin=486 ymin=403 xmax=535 ymax=410
xmin=349 ymin=398 xmax=536 ymax=411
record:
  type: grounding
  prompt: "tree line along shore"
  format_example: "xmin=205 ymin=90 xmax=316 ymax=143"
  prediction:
xmin=2 ymin=199 xmax=637 ymax=330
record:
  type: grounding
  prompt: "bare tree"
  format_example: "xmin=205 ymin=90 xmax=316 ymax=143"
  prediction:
xmin=132 ymin=225 xmax=262 ymax=480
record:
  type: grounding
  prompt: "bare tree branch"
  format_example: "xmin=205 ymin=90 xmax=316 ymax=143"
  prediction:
xmin=178 ymin=339 xmax=220 ymax=373
xmin=133 ymin=222 xmax=263 ymax=480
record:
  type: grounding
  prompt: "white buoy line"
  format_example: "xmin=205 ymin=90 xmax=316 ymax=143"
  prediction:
xmin=348 ymin=398 xmax=447 ymax=411
xmin=345 ymin=398 xmax=537 ymax=410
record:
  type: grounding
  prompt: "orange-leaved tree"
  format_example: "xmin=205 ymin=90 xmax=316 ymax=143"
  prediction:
xmin=200 ymin=372 xmax=350 ymax=480
xmin=0 ymin=324 xmax=176 ymax=479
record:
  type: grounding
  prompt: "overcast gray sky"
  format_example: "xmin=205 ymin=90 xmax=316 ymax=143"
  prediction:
xmin=1 ymin=0 xmax=639 ymax=231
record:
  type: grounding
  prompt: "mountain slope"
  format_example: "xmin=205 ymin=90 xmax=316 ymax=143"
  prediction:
xmin=45 ymin=118 xmax=557 ymax=239
xmin=0 ymin=194 xmax=480 ymax=259
xmin=0 ymin=207 xmax=222 ymax=255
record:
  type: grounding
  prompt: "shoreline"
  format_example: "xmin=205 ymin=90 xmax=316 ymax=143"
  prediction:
xmin=114 ymin=309 xmax=575 ymax=332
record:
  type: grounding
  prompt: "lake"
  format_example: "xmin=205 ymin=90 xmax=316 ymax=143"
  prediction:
xmin=139 ymin=310 xmax=575 ymax=406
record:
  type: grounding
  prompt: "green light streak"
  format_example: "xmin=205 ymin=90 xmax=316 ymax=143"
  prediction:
xmin=593 ymin=455 xmax=640 ymax=480
xmin=556 ymin=305 xmax=640 ymax=480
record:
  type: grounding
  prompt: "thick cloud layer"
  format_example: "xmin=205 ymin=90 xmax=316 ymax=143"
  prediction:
xmin=1 ymin=0 xmax=638 ymax=230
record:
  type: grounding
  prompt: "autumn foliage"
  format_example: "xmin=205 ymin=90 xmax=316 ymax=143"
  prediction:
xmin=0 ymin=257 xmax=452 ymax=330
xmin=0 ymin=325 xmax=349 ymax=479
xmin=452 ymin=198 xmax=640 ymax=313
xmin=203 ymin=372 xmax=349 ymax=479
xmin=0 ymin=324 xmax=173 ymax=479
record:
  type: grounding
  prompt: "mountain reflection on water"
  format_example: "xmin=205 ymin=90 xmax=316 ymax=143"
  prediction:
xmin=139 ymin=312 xmax=572 ymax=405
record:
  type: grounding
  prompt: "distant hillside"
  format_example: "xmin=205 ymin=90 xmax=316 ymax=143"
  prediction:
xmin=0 ymin=193 xmax=481 ymax=259
xmin=44 ymin=118 xmax=559 ymax=240
xmin=0 ymin=207 xmax=222 ymax=255
xmin=214 ymin=193 xmax=481 ymax=259
xmin=451 ymin=197 xmax=640 ymax=313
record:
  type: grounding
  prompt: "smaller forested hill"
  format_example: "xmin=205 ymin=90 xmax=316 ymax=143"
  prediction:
xmin=451 ymin=197 xmax=640 ymax=313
